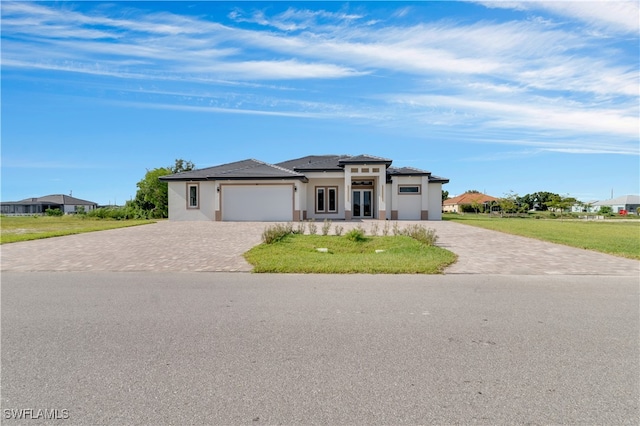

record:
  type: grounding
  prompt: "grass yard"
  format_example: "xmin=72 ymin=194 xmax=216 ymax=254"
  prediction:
xmin=445 ymin=214 xmax=640 ymax=260
xmin=244 ymin=234 xmax=457 ymax=274
xmin=0 ymin=215 xmax=155 ymax=244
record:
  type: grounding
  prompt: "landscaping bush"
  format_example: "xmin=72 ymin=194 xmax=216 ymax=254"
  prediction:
xmin=401 ymin=224 xmax=438 ymax=246
xmin=45 ymin=208 xmax=63 ymax=216
xmin=345 ymin=228 xmax=366 ymax=242
xmin=334 ymin=225 xmax=344 ymax=236
xmin=261 ymin=223 xmax=292 ymax=244
xmin=307 ymin=220 xmax=318 ymax=235
xmin=321 ymin=219 xmax=332 ymax=236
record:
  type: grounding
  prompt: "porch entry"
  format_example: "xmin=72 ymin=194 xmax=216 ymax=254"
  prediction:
xmin=352 ymin=180 xmax=374 ymax=218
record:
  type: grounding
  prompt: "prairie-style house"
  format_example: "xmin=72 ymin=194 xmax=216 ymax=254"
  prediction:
xmin=160 ymin=154 xmax=449 ymax=222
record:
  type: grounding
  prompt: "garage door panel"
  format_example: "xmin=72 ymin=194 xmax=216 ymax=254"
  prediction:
xmin=222 ymin=185 xmax=293 ymax=221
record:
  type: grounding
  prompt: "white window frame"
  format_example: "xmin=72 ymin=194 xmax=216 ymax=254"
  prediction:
xmin=398 ymin=185 xmax=421 ymax=194
xmin=187 ymin=183 xmax=199 ymax=209
xmin=315 ymin=186 xmax=338 ymax=213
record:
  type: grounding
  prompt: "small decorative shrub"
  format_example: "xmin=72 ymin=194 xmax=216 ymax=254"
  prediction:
xmin=401 ymin=224 xmax=438 ymax=246
xmin=295 ymin=221 xmax=306 ymax=235
xmin=307 ymin=219 xmax=318 ymax=235
xmin=392 ymin=221 xmax=401 ymax=236
xmin=261 ymin=223 xmax=291 ymax=244
xmin=334 ymin=225 xmax=344 ymax=236
xmin=45 ymin=208 xmax=63 ymax=216
xmin=321 ymin=219 xmax=332 ymax=236
xmin=345 ymin=228 xmax=366 ymax=242
xmin=370 ymin=222 xmax=379 ymax=236
xmin=382 ymin=221 xmax=390 ymax=236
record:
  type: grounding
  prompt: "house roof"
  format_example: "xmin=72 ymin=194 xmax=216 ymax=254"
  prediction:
xmin=443 ymin=193 xmax=498 ymax=206
xmin=337 ymin=154 xmax=393 ymax=166
xmin=276 ymin=155 xmax=349 ymax=172
xmin=5 ymin=194 xmax=97 ymax=205
xmin=160 ymin=155 xmax=449 ymax=184
xmin=159 ymin=159 xmax=308 ymax=182
xmin=593 ymin=195 xmax=640 ymax=206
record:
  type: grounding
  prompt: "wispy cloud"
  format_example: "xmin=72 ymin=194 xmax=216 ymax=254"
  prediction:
xmin=476 ymin=0 xmax=639 ymax=34
xmin=1 ymin=1 xmax=637 ymax=158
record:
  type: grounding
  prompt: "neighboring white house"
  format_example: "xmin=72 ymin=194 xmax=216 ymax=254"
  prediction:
xmin=592 ymin=195 xmax=640 ymax=214
xmin=159 ymin=154 xmax=449 ymax=221
xmin=0 ymin=194 xmax=98 ymax=215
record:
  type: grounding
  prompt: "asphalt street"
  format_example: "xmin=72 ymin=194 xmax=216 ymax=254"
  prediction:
xmin=2 ymin=272 xmax=638 ymax=425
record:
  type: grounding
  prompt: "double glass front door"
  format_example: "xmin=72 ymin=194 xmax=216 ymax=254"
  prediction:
xmin=352 ymin=190 xmax=373 ymax=218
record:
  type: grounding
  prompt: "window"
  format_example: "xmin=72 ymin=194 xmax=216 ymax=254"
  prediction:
xmin=316 ymin=187 xmax=337 ymax=213
xmin=187 ymin=183 xmax=199 ymax=208
xmin=351 ymin=168 xmax=358 ymax=173
xmin=372 ymin=168 xmax=380 ymax=173
xmin=361 ymin=168 xmax=369 ymax=173
xmin=398 ymin=185 xmax=421 ymax=194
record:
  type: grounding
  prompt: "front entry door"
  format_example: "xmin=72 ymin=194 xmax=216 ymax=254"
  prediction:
xmin=352 ymin=190 xmax=373 ymax=218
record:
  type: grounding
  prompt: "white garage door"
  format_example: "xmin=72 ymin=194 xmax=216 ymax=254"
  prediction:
xmin=222 ymin=185 xmax=293 ymax=221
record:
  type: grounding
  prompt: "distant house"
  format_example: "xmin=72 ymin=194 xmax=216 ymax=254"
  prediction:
xmin=592 ymin=195 xmax=640 ymax=215
xmin=159 ymin=154 xmax=449 ymax=221
xmin=0 ymin=194 xmax=98 ymax=215
xmin=571 ymin=200 xmax=599 ymax=213
xmin=443 ymin=193 xmax=498 ymax=213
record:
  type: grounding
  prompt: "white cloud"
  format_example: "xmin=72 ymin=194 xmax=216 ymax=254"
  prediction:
xmin=476 ymin=0 xmax=639 ymax=34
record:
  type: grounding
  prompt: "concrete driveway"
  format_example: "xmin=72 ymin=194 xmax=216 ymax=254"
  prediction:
xmin=1 ymin=220 xmax=638 ymax=275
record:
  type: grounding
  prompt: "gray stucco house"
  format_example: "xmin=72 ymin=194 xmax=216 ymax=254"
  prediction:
xmin=160 ymin=154 xmax=449 ymax=222
xmin=593 ymin=195 xmax=640 ymax=214
xmin=0 ymin=194 xmax=98 ymax=215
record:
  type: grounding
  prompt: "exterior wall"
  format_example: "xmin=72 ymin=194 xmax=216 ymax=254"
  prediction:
xmin=347 ymin=165 xmax=387 ymax=219
xmin=427 ymin=183 xmax=443 ymax=220
xmin=304 ymin=174 xmax=345 ymax=220
xmin=396 ymin=176 xmax=422 ymax=220
xmin=168 ymin=181 xmax=216 ymax=221
xmin=385 ymin=183 xmax=392 ymax=219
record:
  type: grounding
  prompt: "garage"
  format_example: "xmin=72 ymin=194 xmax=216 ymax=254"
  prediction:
xmin=222 ymin=184 xmax=293 ymax=221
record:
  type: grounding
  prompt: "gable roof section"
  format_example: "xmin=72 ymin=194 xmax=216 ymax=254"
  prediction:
xmin=276 ymin=155 xmax=348 ymax=172
xmin=8 ymin=194 xmax=97 ymax=205
xmin=159 ymin=159 xmax=308 ymax=182
xmin=593 ymin=195 xmax=640 ymax=206
xmin=443 ymin=193 xmax=498 ymax=206
xmin=160 ymin=155 xmax=448 ymax=184
xmin=338 ymin=154 xmax=393 ymax=166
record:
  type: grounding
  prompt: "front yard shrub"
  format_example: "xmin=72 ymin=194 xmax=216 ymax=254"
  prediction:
xmin=345 ymin=228 xmax=366 ymax=242
xmin=334 ymin=225 xmax=344 ymax=236
xmin=45 ymin=208 xmax=63 ymax=216
xmin=370 ymin=222 xmax=379 ymax=236
xmin=321 ymin=219 xmax=332 ymax=236
xmin=295 ymin=221 xmax=306 ymax=234
xmin=401 ymin=224 xmax=438 ymax=246
xmin=307 ymin=220 xmax=318 ymax=235
xmin=261 ymin=223 xmax=291 ymax=244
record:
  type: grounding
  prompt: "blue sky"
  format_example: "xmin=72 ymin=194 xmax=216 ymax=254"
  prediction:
xmin=2 ymin=1 xmax=638 ymax=205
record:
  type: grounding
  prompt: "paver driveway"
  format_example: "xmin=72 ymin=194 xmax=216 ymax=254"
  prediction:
xmin=1 ymin=220 xmax=638 ymax=275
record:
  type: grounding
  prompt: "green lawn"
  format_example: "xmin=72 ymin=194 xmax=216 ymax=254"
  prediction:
xmin=0 ymin=215 xmax=155 ymax=244
xmin=444 ymin=214 xmax=640 ymax=260
xmin=244 ymin=234 xmax=457 ymax=274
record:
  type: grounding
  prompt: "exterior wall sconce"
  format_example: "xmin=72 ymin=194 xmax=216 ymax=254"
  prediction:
xmin=294 ymin=186 xmax=297 ymax=192
xmin=216 ymin=187 xmax=220 ymax=192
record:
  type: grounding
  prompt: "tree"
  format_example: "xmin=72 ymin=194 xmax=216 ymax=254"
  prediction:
xmin=131 ymin=158 xmax=195 ymax=219
xmin=599 ymin=206 xmax=613 ymax=215
xmin=547 ymin=194 xmax=577 ymax=219
xmin=498 ymin=191 xmax=519 ymax=216
xmin=519 ymin=191 xmax=559 ymax=211
xmin=442 ymin=190 xmax=449 ymax=202
xmin=465 ymin=189 xmax=480 ymax=194
xmin=171 ymin=159 xmax=195 ymax=174
xmin=470 ymin=198 xmax=482 ymax=214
